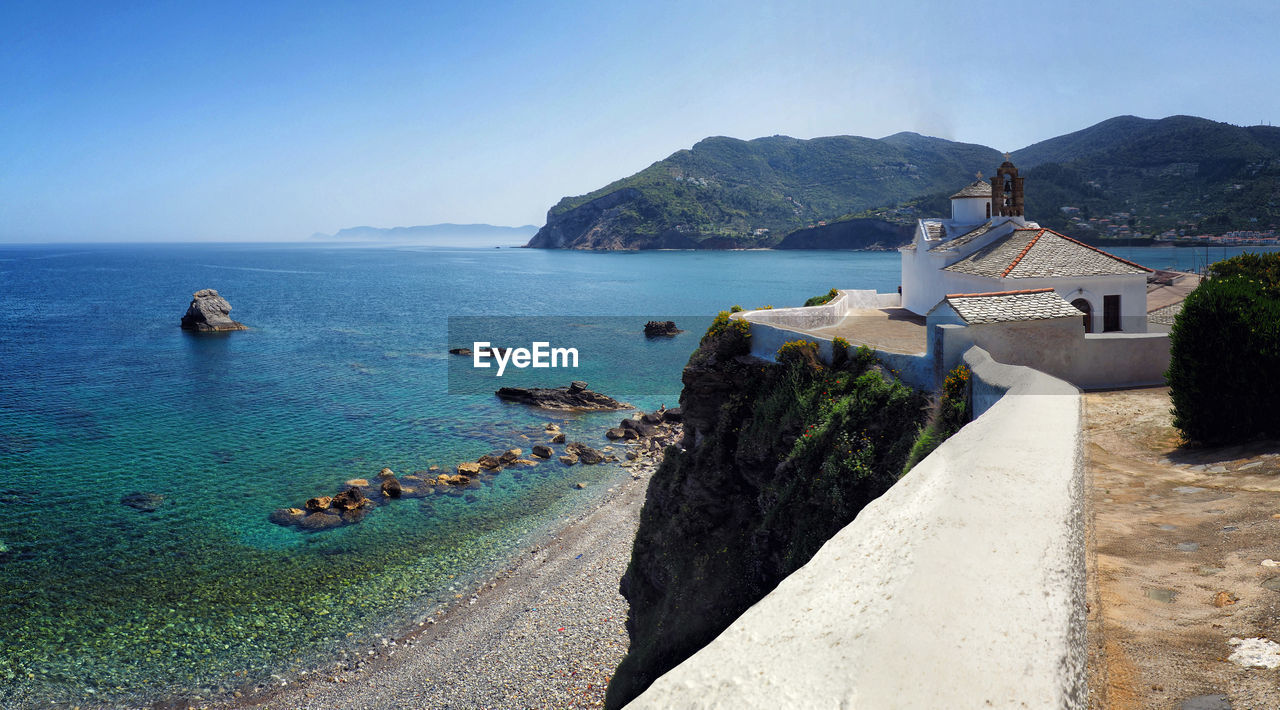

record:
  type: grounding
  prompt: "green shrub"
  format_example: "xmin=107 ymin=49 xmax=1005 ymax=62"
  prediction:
xmin=803 ymin=288 xmax=839 ymax=307
xmin=1168 ymin=268 xmax=1280 ymax=445
xmin=903 ymin=364 xmax=972 ymax=473
xmin=776 ymin=339 xmax=821 ymax=368
xmin=700 ymin=307 xmax=752 ymax=357
xmin=831 ymin=336 xmax=851 ymax=368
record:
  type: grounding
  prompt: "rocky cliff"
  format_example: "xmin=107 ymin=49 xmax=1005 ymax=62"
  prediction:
xmin=605 ymin=328 xmax=927 ymax=708
xmin=774 ymin=217 xmax=914 ymax=250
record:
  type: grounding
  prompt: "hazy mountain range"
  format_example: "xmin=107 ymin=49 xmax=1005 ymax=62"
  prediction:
xmin=312 ymin=223 xmax=538 ymax=247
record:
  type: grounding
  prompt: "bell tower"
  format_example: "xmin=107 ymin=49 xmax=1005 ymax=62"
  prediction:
xmin=989 ymin=154 xmax=1024 ymax=217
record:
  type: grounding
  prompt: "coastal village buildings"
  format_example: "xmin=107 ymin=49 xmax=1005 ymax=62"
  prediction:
xmin=900 ymin=158 xmax=1153 ymax=332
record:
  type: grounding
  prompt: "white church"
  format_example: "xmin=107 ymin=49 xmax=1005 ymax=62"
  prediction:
xmin=900 ymin=158 xmax=1151 ymax=333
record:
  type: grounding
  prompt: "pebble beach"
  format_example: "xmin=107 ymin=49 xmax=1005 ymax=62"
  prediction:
xmin=221 ymin=457 xmax=659 ymax=710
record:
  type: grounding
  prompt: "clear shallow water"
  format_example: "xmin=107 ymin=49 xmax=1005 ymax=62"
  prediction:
xmin=0 ymin=244 xmax=900 ymax=707
xmin=0 ymin=242 xmax=1266 ymax=706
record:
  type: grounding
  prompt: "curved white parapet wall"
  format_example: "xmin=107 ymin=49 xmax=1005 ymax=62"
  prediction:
xmin=626 ymin=346 xmax=1086 ymax=710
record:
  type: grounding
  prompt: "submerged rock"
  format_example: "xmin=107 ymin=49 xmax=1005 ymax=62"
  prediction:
xmin=495 ymin=381 xmax=631 ymax=411
xmin=269 ymin=507 xmax=306 ymax=526
xmin=299 ymin=512 xmax=342 ymax=530
xmin=121 ymin=491 xmax=164 ymax=512
xmin=531 ymin=444 xmax=553 ymax=459
xmin=180 ymin=289 xmax=247 ymax=332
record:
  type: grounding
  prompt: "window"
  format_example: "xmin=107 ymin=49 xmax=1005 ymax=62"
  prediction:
xmin=1103 ymin=295 xmax=1121 ymax=332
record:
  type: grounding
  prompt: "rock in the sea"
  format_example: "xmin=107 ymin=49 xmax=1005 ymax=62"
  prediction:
xmin=495 ymin=382 xmax=631 ymax=411
xmin=644 ymin=320 xmax=683 ymax=338
xmin=436 ymin=474 xmax=471 ymax=486
xmin=305 ymin=496 xmax=333 ymax=512
xmin=299 ymin=512 xmax=342 ymax=530
xmin=121 ymin=491 xmax=164 ymax=512
xmin=531 ymin=444 xmax=553 ymax=459
xmin=180 ymin=289 xmax=247 ymax=332
xmin=381 ymin=477 xmax=403 ymax=498
xmin=377 ymin=468 xmax=396 ymax=479
xmin=559 ymin=454 xmax=578 ymax=466
xmin=499 ymin=448 xmax=522 ymax=464
xmin=457 ymin=462 xmax=482 ymax=475
xmin=330 ymin=487 xmax=367 ymax=512
xmin=477 ymin=454 xmax=502 ymax=471
xmin=575 ymin=482 xmax=588 ymax=489
xmin=551 ymin=432 xmax=566 ymax=444
xmin=566 ymin=442 xmax=604 ymax=465
xmin=448 ymin=347 xmax=473 ymax=356
xmin=345 ymin=478 xmax=370 ymax=487
xmin=662 ymin=406 xmax=684 ymax=423
xmin=268 ymin=507 xmax=306 ymax=526
xmin=606 ymin=427 xmax=627 ymax=440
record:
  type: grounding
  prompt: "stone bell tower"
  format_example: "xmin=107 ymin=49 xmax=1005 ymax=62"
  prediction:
xmin=989 ymin=154 xmax=1024 ymax=217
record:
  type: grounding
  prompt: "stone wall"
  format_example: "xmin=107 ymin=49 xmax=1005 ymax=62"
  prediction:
xmin=625 ymin=346 xmax=1087 ymax=709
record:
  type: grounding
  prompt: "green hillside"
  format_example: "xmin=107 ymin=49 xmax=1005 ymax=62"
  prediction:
xmin=528 ymin=115 xmax=1280 ymax=250
xmin=528 ymin=134 xmax=1000 ymax=249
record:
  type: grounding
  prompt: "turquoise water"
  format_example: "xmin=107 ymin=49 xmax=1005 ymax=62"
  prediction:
xmin=0 ymin=244 xmax=902 ymax=707
xmin=0 ymin=242 xmax=1267 ymax=707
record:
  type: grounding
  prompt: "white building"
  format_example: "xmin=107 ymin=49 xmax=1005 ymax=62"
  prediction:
xmin=900 ymin=159 xmax=1152 ymax=332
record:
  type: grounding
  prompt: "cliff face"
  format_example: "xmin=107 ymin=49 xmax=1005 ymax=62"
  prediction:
xmin=774 ymin=218 xmax=914 ymax=250
xmin=605 ymin=332 xmax=927 ymax=708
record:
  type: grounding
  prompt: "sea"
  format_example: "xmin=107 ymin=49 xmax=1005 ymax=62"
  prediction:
xmin=0 ymin=242 xmax=1269 ymax=707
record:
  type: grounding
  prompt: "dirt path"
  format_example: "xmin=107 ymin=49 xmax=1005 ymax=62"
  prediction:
xmin=1084 ymin=388 xmax=1280 ymax=709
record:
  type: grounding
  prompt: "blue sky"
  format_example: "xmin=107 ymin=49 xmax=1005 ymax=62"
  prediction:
xmin=4 ymin=0 xmax=1278 ymax=242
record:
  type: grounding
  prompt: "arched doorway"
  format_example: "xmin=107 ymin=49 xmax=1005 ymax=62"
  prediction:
xmin=1071 ymin=298 xmax=1093 ymax=333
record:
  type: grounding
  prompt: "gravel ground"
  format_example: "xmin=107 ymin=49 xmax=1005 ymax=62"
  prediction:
xmin=211 ymin=458 xmax=654 ymax=710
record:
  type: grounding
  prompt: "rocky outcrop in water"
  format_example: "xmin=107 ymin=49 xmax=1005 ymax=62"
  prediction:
xmin=495 ymin=381 xmax=631 ymax=411
xmin=180 ymin=289 xmax=247 ymax=332
xmin=643 ymin=321 xmax=682 ymax=337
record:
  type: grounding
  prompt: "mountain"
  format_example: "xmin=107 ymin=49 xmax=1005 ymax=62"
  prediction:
xmin=1012 ymin=115 xmax=1280 ymax=235
xmin=526 ymin=134 xmax=1000 ymax=249
xmin=528 ymin=116 xmax=1280 ymax=250
xmin=312 ymin=223 xmax=538 ymax=246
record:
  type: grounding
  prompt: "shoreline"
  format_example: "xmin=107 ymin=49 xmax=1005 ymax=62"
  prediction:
xmin=208 ymin=449 xmax=663 ymax=710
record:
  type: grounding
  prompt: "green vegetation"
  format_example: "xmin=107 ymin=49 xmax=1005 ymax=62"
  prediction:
xmin=803 ymin=288 xmax=839 ymax=307
xmin=530 ymin=115 xmax=1280 ymax=250
xmin=531 ymin=133 xmax=1000 ymax=249
xmin=608 ymin=332 xmax=924 ymax=708
xmin=1167 ymin=252 xmax=1280 ymax=445
xmin=701 ymin=306 xmax=751 ymax=349
xmin=903 ymin=364 xmax=973 ymax=473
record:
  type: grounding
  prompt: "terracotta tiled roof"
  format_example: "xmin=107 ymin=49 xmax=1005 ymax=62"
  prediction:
xmin=938 ymin=288 xmax=1085 ymax=324
xmin=950 ymin=180 xmax=992 ymax=199
xmin=929 ymin=220 xmax=997 ymax=252
xmin=941 ymin=228 xmax=1153 ymax=278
